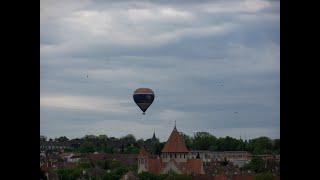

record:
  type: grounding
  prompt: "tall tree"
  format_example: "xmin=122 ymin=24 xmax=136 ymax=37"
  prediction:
xmin=122 ymin=134 xmax=136 ymax=144
xmin=273 ymin=139 xmax=280 ymax=154
xmin=240 ymin=156 xmax=266 ymax=173
xmin=248 ymin=137 xmax=273 ymax=154
xmin=98 ymin=134 xmax=108 ymax=140
xmin=193 ymin=132 xmax=217 ymax=150
xmin=57 ymin=136 xmax=69 ymax=142
xmin=180 ymin=132 xmax=193 ymax=150
xmin=80 ymin=141 xmax=95 ymax=153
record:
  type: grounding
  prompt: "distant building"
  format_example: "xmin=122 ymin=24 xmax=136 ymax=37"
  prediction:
xmin=188 ymin=150 xmax=213 ymax=162
xmin=188 ymin=151 xmax=251 ymax=165
xmin=252 ymin=154 xmax=280 ymax=161
xmin=223 ymin=151 xmax=251 ymax=161
xmin=59 ymin=152 xmax=81 ymax=163
xmin=40 ymin=141 xmax=71 ymax=151
xmin=137 ymin=124 xmax=204 ymax=175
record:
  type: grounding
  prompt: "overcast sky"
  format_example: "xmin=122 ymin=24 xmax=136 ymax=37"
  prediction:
xmin=40 ymin=0 xmax=280 ymax=142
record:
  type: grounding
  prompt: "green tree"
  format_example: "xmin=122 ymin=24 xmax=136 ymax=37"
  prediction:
xmin=248 ymin=137 xmax=273 ymax=155
xmin=240 ymin=156 xmax=266 ymax=173
xmin=215 ymin=136 xmax=240 ymax=151
xmin=115 ymin=167 xmax=128 ymax=177
xmin=57 ymin=136 xmax=69 ymax=142
xmin=80 ymin=141 xmax=95 ymax=153
xmin=103 ymin=144 xmax=114 ymax=153
xmin=273 ymin=139 xmax=280 ymax=154
xmin=56 ymin=167 xmax=82 ymax=180
xmin=83 ymin=134 xmax=97 ymax=140
xmin=77 ymin=157 xmax=92 ymax=169
xmin=167 ymin=174 xmax=192 ymax=180
xmin=124 ymin=145 xmax=140 ymax=154
xmin=151 ymin=142 xmax=165 ymax=155
xmin=193 ymin=132 xmax=217 ymax=150
xmin=104 ymin=160 xmax=112 ymax=170
xmin=137 ymin=138 xmax=144 ymax=146
xmin=85 ymin=167 xmax=106 ymax=180
xmin=253 ymin=172 xmax=276 ymax=180
xmin=180 ymin=132 xmax=193 ymax=150
xmin=138 ymin=171 xmax=165 ymax=180
xmin=122 ymin=134 xmax=136 ymax=144
xmin=120 ymin=144 xmax=125 ymax=153
xmin=103 ymin=172 xmax=117 ymax=180
xmin=110 ymin=160 xmax=123 ymax=169
xmin=98 ymin=134 xmax=108 ymax=140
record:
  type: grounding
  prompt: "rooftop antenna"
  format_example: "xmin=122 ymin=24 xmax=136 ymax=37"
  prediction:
xmin=245 ymin=132 xmax=247 ymax=141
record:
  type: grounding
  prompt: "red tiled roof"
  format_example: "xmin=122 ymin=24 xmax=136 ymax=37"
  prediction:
xmin=162 ymin=127 xmax=188 ymax=153
xmin=138 ymin=146 xmax=149 ymax=157
xmin=87 ymin=153 xmax=137 ymax=166
xmin=148 ymin=159 xmax=163 ymax=174
xmin=186 ymin=159 xmax=203 ymax=175
xmin=215 ymin=174 xmax=228 ymax=180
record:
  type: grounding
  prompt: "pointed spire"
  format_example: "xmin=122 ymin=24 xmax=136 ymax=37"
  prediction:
xmin=152 ymin=128 xmax=156 ymax=140
xmin=173 ymin=120 xmax=177 ymax=131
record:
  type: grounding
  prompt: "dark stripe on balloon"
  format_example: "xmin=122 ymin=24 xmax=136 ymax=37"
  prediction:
xmin=133 ymin=94 xmax=154 ymax=103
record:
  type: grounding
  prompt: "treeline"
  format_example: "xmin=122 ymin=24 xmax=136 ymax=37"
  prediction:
xmin=181 ymin=132 xmax=280 ymax=155
xmin=40 ymin=132 xmax=279 ymax=155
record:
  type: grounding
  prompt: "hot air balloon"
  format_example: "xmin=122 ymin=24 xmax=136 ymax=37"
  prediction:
xmin=133 ymin=88 xmax=155 ymax=115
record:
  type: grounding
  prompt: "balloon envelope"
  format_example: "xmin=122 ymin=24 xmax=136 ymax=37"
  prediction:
xmin=133 ymin=88 xmax=155 ymax=114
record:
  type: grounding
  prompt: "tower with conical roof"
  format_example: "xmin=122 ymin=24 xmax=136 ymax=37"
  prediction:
xmin=137 ymin=122 xmax=204 ymax=175
xmin=161 ymin=121 xmax=188 ymax=163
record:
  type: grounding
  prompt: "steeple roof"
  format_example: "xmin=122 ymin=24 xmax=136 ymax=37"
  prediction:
xmin=138 ymin=146 xmax=149 ymax=157
xmin=152 ymin=128 xmax=156 ymax=140
xmin=161 ymin=124 xmax=188 ymax=153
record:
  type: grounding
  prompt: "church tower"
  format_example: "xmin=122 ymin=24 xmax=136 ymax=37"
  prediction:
xmin=161 ymin=121 xmax=188 ymax=163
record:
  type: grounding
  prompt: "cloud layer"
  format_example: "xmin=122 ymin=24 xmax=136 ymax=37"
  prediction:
xmin=41 ymin=0 xmax=280 ymax=141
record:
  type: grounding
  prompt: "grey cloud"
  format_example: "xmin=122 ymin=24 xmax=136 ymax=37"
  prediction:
xmin=41 ymin=0 xmax=279 ymax=141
